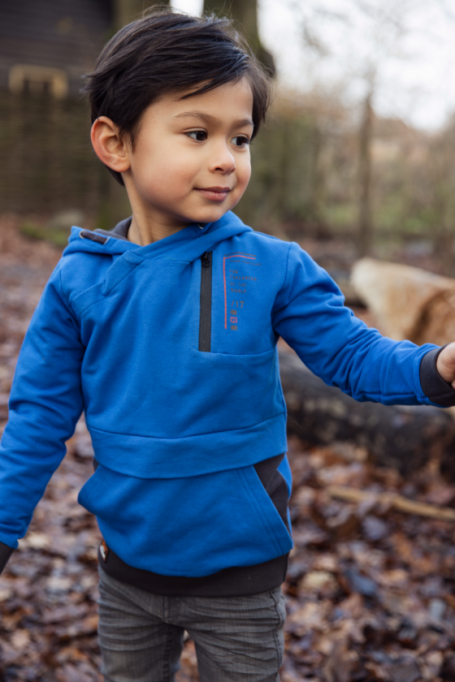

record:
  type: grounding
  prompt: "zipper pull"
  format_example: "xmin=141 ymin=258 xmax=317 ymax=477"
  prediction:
xmin=202 ymin=252 xmax=210 ymax=268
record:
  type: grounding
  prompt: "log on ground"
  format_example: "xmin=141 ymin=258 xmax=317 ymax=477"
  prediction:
xmin=350 ymin=257 xmax=455 ymax=345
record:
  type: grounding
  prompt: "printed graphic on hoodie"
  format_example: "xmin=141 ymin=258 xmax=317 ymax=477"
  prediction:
xmin=223 ymin=252 xmax=260 ymax=331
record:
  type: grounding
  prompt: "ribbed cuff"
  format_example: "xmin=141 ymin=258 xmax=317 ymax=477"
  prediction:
xmin=420 ymin=347 xmax=455 ymax=407
xmin=0 ymin=542 xmax=14 ymax=574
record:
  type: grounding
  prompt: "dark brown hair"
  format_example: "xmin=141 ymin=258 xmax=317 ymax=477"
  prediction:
xmin=83 ymin=7 xmax=271 ymax=185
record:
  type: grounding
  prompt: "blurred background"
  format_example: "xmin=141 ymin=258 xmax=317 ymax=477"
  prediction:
xmin=2 ymin=0 xmax=455 ymax=275
xmin=4 ymin=5 xmax=455 ymax=681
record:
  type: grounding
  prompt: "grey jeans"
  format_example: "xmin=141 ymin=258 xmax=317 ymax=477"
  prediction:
xmin=97 ymin=567 xmax=286 ymax=682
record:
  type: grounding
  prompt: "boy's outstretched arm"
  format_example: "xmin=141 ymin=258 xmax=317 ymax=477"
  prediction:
xmin=273 ymin=243 xmax=455 ymax=407
xmin=0 ymin=263 xmax=85 ymax=574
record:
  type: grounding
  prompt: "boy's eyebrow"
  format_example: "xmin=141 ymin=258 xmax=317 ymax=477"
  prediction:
xmin=173 ymin=111 xmax=254 ymax=128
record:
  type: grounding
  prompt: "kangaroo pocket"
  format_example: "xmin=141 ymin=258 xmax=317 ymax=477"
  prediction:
xmin=85 ymin=346 xmax=288 ymax=479
xmin=78 ymin=462 xmax=293 ymax=577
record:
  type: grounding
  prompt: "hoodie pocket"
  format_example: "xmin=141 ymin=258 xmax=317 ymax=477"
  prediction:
xmin=77 ymin=462 xmax=293 ymax=577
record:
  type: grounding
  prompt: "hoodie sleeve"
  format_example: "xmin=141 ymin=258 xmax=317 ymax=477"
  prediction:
xmin=272 ymin=242 xmax=442 ymax=406
xmin=0 ymin=263 xmax=84 ymax=551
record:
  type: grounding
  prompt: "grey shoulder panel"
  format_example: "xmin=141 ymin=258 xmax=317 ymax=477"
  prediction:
xmin=80 ymin=230 xmax=108 ymax=245
xmin=95 ymin=217 xmax=132 ymax=242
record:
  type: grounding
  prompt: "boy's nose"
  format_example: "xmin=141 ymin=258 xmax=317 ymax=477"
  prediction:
xmin=210 ymin=144 xmax=236 ymax=174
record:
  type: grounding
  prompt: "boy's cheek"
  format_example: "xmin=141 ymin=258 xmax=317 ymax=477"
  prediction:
xmin=237 ymin=160 xmax=251 ymax=194
xmin=236 ymin=170 xmax=252 ymax=199
xmin=241 ymin=159 xmax=252 ymax=186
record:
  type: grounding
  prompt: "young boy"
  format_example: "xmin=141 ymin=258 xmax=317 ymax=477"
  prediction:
xmin=1 ymin=8 xmax=455 ymax=682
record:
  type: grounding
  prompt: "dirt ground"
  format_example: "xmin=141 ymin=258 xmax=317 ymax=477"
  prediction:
xmin=1 ymin=216 xmax=455 ymax=681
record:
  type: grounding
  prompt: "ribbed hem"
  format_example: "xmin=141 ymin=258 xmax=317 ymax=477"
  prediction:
xmin=420 ymin=347 xmax=455 ymax=407
xmin=0 ymin=542 xmax=14 ymax=574
xmin=98 ymin=545 xmax=288 ymax=597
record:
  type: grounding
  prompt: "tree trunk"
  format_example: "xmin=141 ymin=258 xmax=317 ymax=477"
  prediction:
xmin=114 ymin=0 xmax=170 ymax=30
xmin=357 ymin=91 xmax=373 ymax=257
xmin=279 ymin=350 xmax=455 ymax=481
xmin=203 ymin=0 xmax=275 ymax=75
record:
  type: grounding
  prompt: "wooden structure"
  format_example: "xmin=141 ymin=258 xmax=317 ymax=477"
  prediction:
xmin=0 ymin=1 xmax=121 ymax=217
xmin=0 ymin=0 xmax=113 ymax=97
xmin=0 ymin=0 xmax=318 ymax=232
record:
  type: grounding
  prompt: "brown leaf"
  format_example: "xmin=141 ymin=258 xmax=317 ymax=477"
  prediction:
xmin=326 ymin=506 xmax=360 ymax=540
xmin=10 ymin=629 xmax=30 ymax=650
xmin=56 ymin=663 xmax=93 ymax=682
xmin=322 ymin=637 xmax=357 ymax=682
xmin=42 ymin=603 xmax=90 ymax=625
xmin=425 ymin=482 xmax=455 ymax=506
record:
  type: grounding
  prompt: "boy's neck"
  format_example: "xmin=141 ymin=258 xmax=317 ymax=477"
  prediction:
xmin=127 ymin=214 xmax=189 ymax=246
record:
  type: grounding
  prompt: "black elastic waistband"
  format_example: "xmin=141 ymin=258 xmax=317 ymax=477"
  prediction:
xmin=98 ymin=544 xmax=288 ymax=597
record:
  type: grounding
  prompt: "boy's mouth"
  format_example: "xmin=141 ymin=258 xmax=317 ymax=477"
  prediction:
xmin=195 ymin=186 xmax=232 ymax=202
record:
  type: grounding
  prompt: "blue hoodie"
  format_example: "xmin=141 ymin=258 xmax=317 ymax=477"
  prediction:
xmin=0 ymin=212 xmax=442 ymax=577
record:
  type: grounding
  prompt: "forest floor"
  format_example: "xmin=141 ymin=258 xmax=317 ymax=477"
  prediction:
xmin=1 ymin=216 xmax=455 ymax=681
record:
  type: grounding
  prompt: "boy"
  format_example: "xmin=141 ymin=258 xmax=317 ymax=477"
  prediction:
xmin=1 ymin=8 xmax=455 ymax=682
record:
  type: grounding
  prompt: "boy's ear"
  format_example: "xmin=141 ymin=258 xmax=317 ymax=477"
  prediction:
xmin=91 ymin=117 xmax=131 ymax=175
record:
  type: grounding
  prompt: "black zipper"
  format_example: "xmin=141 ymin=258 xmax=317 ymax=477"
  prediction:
xmin=199 ymin=251 xmax=212 ymax=352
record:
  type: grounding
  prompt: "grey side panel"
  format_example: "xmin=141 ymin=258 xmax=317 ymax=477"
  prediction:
xmin=0 ymin=542 xmax=14 ymax=574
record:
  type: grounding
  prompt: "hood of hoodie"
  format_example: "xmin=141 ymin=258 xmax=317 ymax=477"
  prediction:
xmin=64 ymin=211 xmax=252 ymax=262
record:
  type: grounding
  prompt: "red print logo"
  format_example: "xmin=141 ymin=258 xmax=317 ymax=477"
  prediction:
xmin=223 ymin=252 xmax=257 ymax=329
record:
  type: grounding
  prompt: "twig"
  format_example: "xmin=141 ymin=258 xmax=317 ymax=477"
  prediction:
xmin=327 ymin=485 xmax=455 ymax=522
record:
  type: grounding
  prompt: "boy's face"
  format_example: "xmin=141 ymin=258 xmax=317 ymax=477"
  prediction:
xmin=121 ymin=77 xmax=254 ymax=231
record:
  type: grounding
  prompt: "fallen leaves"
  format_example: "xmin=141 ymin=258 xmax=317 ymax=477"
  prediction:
xmin=282 ymin=434 xmax=455 ymax=681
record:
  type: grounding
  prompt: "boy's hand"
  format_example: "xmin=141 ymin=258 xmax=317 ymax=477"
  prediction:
xmin=436 ymin=343 xmax=455 ymax=388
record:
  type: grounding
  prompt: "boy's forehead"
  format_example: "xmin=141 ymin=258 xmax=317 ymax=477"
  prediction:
xmin=152 ymin=78 xmax=254 ymax=121
xmin=176 ymin=76 xmax=252 ymax=101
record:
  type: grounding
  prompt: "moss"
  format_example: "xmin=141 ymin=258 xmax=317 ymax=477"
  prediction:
xmin=20 ymin=222 xmax=70 ymax=247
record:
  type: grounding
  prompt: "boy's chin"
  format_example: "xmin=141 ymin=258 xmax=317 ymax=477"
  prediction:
xmin=188 ymin=206 xmax=232 ymax=224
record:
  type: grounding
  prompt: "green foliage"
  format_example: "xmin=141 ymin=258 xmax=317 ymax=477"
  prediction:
xmin=323 ymin=204 xmax=357 ymax=233
xmin=20 ymin=222 xmax=69 ymax=247
xmin=236 ymin=108 xmax=321 ymax=232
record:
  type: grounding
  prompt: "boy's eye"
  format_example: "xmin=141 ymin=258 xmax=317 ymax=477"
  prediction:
xmin=187 ymin=130 xmax=207 ymax=142
xmin=231 ymin=135 xmax=250 ymax=148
